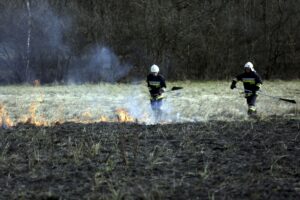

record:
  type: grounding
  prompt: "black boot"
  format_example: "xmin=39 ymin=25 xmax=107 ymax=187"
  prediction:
xmin=247 ymin=106 xmax=257 ymax=115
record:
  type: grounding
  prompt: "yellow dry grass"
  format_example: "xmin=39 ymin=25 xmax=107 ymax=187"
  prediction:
xmin=0 ymin=81 xmax=299 ymax=126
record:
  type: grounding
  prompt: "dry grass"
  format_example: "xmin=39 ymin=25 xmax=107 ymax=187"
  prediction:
xmin=0 ymin=81 xmax=299 ymax=126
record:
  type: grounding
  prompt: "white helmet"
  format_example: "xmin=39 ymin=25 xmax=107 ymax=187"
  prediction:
xmin=150 ymin=64 xmax=159 ymax=73
xmin=244 ymin=62 xmax=255 ymax=72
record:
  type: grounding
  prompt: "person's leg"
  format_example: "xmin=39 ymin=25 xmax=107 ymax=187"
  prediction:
xmin=150 ymin=99 xmax=163 ymax=121
xmin=156 ymin=99 xmax=163 ymax=118
xmin=247 ymin=94 xmax=257 ymax=114
xmin=150 ymin=99 xmax=156 ymax=110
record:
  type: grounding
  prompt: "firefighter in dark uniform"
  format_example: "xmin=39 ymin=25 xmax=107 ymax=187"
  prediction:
xmin=230 ymin=62 xmax=263 ymax=115
xmin=146 ymin=64 xmax=166 ymax=119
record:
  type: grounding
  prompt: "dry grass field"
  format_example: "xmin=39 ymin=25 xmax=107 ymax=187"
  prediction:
xmin=0 ymin=81 xmax=299 ymax=126
xmin=0 ymin=81 xmax=299 ymax=199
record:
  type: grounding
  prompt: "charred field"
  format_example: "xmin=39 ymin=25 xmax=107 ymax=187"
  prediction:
xmin=0 ymin=118 xmax=299 ymax=200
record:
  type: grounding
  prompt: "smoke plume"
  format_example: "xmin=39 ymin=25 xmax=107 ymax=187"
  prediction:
xmin=0 ymin=1 xmax=71 ymax=84
xmin=68 ymin=46 xmax=133 ymax=83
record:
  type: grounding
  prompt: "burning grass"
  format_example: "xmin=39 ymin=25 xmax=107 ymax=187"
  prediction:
xmin=0 ymin=81 xmax=299 ymax=127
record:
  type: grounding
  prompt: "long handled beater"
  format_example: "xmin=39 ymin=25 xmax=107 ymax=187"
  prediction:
xmin=235 ymin=87 xmax=296 ymax=104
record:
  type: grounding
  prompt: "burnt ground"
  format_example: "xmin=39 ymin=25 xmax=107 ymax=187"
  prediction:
xmin=0 ymin=118 xmax=299 ymax=200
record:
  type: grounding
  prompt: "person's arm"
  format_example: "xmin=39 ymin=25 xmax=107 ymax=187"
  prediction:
xmin=160 ymin=76 xmax=166 ymax=92
xmin=146 ymin=75 xmax=151 ymax=91
xmin=254 ymin=73 xmax=263 ymax=92
xmin=161 ymin=78 xmax=166 ymax=88
xmin=146 ymin=75 xmax=149 ymax=86
xmin=230 ymin=74 xmax=241 ymax=89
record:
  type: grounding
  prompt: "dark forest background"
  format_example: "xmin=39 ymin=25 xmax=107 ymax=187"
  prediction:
xmin=0 ymin=0 xmax=300 ymax=84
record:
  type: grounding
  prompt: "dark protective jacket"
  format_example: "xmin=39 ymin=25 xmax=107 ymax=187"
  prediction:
xmin=232 ymin=71 xmax=263 ymax=92
xmin=146 ymin=73 xmax=166 ymax=99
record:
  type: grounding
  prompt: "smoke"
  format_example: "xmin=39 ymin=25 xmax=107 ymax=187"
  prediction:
xmin=0 ymin=1 xmax=133 ymax=84
xmin=30 ymin=3 xmax=70 ymax=51
xmin=68 ymin=46 xmax=133 ymax=83
xmin=122 ymin=86 xmax=182 ymax=124
xmin=0 ymin=1 xmax=71 ymax=83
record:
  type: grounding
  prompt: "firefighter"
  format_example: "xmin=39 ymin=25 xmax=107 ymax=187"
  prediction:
xmin=230 ymin=62 xmax=263 ymax=115
xmin=146 ymin=64 xmax=166 ymax=119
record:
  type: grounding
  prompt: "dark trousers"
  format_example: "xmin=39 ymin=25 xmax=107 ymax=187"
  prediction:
xmin=246 ymin=94 xmax=257 ymax=106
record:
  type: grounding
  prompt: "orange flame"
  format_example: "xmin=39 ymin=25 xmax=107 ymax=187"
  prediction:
xmin=0 ymin=105 xmax=13 ymax=128
xmin=20 ymin=102 xmax=48 ymax=126
xmin=82 ymin=111 xmax=92 ymax=119
xmin=33 ymin=79 xmax=40 ymax=87
xmin=115 ymin=108 xmax=134 ymax=123
xmin=99 ymin=116 xmax=109 ymax=122
xmin=1 ymin=99 xmax=138 ymax=127
xmin=24 ymin=102 xmax=39 ymax=124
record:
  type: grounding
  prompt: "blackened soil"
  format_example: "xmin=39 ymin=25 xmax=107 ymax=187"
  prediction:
xmin=0 ymin=118 xmax=299 ymax=200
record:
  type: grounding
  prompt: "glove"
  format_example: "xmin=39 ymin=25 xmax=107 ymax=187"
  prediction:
xmin=230 ymin=82 xmax=236 ymax=89
xmin=159 ymin=88 xmax=166 ymax=94
xmin=245 ymin=92 xmax=252 ymax=97
xmin=152 ymin=94 xmax=159 ymax=99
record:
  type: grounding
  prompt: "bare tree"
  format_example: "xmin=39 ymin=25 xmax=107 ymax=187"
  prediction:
xmin=0 ymin=0 xmax=299 ymax=84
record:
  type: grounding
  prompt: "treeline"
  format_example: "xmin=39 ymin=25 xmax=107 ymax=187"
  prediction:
xmin=0 ymin=0 xmax=300 ymax=84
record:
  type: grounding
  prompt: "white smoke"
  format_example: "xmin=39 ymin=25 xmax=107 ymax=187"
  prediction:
xmin=122 ymin=86 xmax=184 ymax=124
xmin=68 ymin=46 xmax=133 ymax=83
